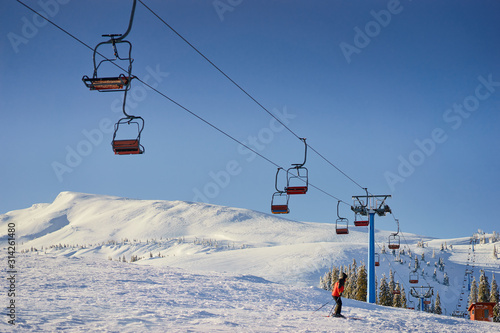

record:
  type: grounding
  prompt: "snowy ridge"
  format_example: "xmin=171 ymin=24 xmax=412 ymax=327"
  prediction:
xmin=1 ymin=192 xmax=499 ymax=331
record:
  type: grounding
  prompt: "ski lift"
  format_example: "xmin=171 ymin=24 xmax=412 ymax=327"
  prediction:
xmin=408 ymin=300 xmax=415 ymax=310
xmin=388 ymin=233 xmax=400 ymax=250
xmin=82 ymin=0 xmax=137 ymax=92
xmin=354 ymin=213 xmax=369 ymax=227
xmin=112 ymin=116 xmax=144 ymax=155
xmin=335 ymin=201 xmax=349 ymax=235
xmin=271 ymin=192 xmax=289 ymax=214
xmin=271 ymin=168 xmax=289 ymax=214
xmin=375 ymin=253 xmax=380 ymax=266
xmin=409 ymin=271 xmax=419 ymax=284
xmin=388 ymin=219 xmax=400 ymax=250
xmin=285 ymin=138 xmax=308 ymax=195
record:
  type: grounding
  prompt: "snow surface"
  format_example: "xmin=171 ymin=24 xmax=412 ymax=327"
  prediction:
xmin=1 ymin=192 xmax=500 ymax=332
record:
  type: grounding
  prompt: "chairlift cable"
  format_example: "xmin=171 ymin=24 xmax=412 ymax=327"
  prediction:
xmin=137 ymin=0 xmax=367 ymax=192
xmin=15 ymin=0 xmax=349 ymax=206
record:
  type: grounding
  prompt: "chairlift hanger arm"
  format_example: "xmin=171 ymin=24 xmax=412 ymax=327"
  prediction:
xmin=102 ymin=0 xmax=137 ymax=44
xmin=291 ymin=138 xmax=307 ymax=168
xmin=275 ymin=167 xmax=285 ymax=192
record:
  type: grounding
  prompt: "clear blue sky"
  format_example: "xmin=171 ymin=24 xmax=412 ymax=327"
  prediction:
xmin=1 ymin=0 xmax=499 ymax=239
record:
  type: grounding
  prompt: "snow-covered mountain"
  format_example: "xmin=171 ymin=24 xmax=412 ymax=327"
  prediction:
xmin=1 ymin=192 xmax=499 ymax=332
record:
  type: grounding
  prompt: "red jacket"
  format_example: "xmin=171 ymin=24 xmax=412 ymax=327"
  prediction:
xmin=332 ymin=281 xmax=344 ymax=297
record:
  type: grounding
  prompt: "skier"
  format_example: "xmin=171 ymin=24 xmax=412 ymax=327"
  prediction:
xmin=331 ymin=272 xmax=347 ymax=317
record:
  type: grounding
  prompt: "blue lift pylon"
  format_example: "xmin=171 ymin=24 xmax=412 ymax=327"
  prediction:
xmin=352 ymin=190 xmax=392 ymax=304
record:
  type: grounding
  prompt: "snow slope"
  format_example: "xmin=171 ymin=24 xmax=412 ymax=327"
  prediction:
xmin=1 ymin=192 xmax=499 ymax=331
xmin=3 ymin=253 xmax=498 ymax=333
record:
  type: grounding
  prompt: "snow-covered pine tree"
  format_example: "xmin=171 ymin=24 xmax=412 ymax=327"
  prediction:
xmin=469 ymin=277 xmax=478 ymax=308
xmin=355 ymin=263 xmax=367 ymax=302
xmin=434 ymin=292 xmax=442 ymax=315
xmin=400 ymin=285 xmax=407 ymax=308
xmin=433 ymin=268 xmax=437 ymax=280
xmin=378 ymin=274 xmax=392 ymax=306
xmin=343 ymin=264 xmax=352 ymax=298
xmin=389 ymin=269 xmax=395 ymax=294
xmin=392 ymin=283 xmax=402 ymax=308
xmin=348 ymin=259 xmax=358 ymax=299
xmin=432 ymin=248 xmax=436 ymax=259
xmin=478 ymin=270 xmax=490 ymax=303
xmin=330 ymin=266 xmax=340 ymax=291
xmin=490 ymin=273 xmax=499 ymax=322
xmin=421 ymin=253 xmax=425 ymax=261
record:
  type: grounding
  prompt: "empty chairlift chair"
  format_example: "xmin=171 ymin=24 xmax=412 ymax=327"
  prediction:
xmin=271 ymin=192 xmax=290 ymax=214
xmin=82 ymin=0 xmax=138 ymax=92
xmin=409 ymin=271 xmax=419 ymax=284
xmin=285 ymin=138 xmax=308 ymax=195
xmin=271 ymin=167 xmax=290 ymax=214
xmin=388 ymin=233 xmax=400 ymax=250
xmin=112 ymin=116 xmax=145 ymax=155
xmin=335 ymin=201 xmax=349 ymax=235
xmin=375 ymin=253 xmax=380 ymax=266
xmin=82 ymin=32 xmax=135 ymax=92
xmin=354 ymin=213 xmax=369 ymax=227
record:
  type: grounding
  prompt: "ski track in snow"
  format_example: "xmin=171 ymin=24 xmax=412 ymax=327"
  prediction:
xmin=2 ymin=254 xmax=497 ymax=332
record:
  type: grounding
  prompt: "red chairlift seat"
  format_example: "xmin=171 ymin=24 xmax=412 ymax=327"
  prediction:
xmin=112 ymin=139 xmax=143 ymax=155
xmin=286 ymin=186 xmax=308 ymax=195
xmin=409 ymin=272 xmax=419 ymax=284
xmin=271 ymin=204 xmax=289 ymax=214
xmin=354 ymin=220 xmax=369 ymax=227
xmin=83 ymin=75 xmax=131 ymax=92
xmin=336 ymin=227 xmax=349 ymax=235
xmin=375 ymin=253 xmax=380 ymax=266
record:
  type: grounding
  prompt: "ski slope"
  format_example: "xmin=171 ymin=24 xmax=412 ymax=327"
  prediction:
xmin=1 ymin=192 xmax=499 ymax=331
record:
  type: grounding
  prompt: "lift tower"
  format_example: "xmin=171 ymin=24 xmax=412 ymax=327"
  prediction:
xmin=352 ymin=190 xmax=391 ymax=304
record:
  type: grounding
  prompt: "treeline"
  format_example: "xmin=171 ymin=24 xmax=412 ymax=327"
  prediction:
xmin=319 ymin=260 xmax=450 ymax=314
xmin=469 ymin=270 xmax=500 ymax=322
xmin=319 ymin=259 xmax=407 ymax=308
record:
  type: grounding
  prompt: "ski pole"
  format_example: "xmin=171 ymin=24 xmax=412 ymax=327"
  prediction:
xmin=312 ymin=299 xmax=332 ymax=313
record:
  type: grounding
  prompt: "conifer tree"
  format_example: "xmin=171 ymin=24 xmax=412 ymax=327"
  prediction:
xmin=378 ymin=275 xmax=392 ymax=306
xmin=478 ymin=270 xmax=490 ymax=303
xmin=392 ymin=283 xmax=402 ymax=308
xmin=490 ymin=273 xmax=499 ymax=322
xmin=469 ymin=277 xmax=478 ymax=308
xmin=330 ymin=266 xmax=340 ymax=291
xmin=343 ymin=264 xmax=352 ymax=298
xmin=400 ymin=285 xmax=407 ymax=308
xmin=355 ymin=264 xmax=367 ymax=302
xmin=432 ymin=248 xmax=436 ymax=259
xmin=350 ymin=259 xmax=358 ymax=296
xmin=434 ymin=291 xmax=442 ymax=315
xmin=389 ymin=269 xmax=395 ymax=294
